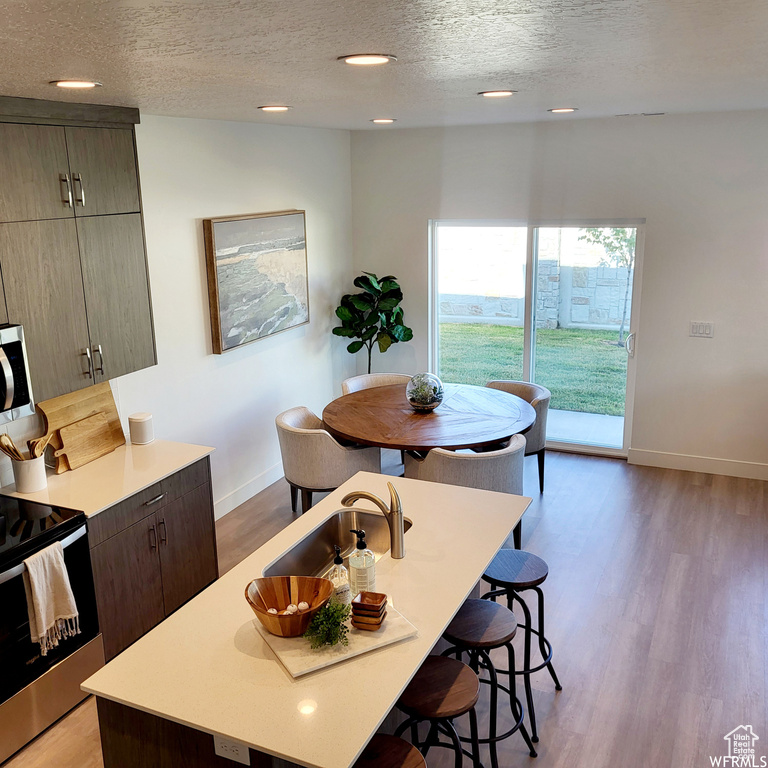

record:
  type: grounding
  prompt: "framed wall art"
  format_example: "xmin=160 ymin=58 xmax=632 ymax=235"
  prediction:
xmin=203 ymin=209 xmax=309 ymax=354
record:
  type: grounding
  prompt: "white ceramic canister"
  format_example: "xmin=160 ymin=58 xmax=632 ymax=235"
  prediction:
xmin=128 ymin=412 xmax=154 ymax=445
xmin=12 ymin=455 xmax=47 ymax=493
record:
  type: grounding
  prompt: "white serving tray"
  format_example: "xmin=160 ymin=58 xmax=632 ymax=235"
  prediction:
xmin=254 ymin=605 xmax=418 ymax=678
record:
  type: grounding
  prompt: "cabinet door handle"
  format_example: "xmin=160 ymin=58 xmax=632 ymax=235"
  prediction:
xmin=60 ymin=174 xmax=74 ymax=208
xmin=93 ymin=344 xmax=104 ymax=374
xmin=149 ymin=524 xmax=157 ymax=550
xmin=72 ymin=173 xmax=85 ymax=207
xmin=81 ymin=348 xmax=93 ymax=378
xmin=158 ymin=518 xmax=167 ymax=545
xmin=144 ymin=493 xmax=166 ymax=507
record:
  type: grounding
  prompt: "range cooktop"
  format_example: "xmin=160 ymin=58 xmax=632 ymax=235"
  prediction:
xmin=0 ymin=495 xmax=84 ymax=568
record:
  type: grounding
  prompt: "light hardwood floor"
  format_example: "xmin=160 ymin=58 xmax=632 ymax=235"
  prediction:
xmin=5 ymin=452 xmax=767 ymax=767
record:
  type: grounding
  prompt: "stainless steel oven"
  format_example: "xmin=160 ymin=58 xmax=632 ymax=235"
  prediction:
xmin=0 ymin=324 xmax=35 ymax=423
xmin=0 ymin=496 xmax=104 ymax=763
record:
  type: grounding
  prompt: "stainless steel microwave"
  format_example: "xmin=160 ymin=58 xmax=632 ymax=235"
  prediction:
xmin=0 ymin=324 xmax=35 ymax=423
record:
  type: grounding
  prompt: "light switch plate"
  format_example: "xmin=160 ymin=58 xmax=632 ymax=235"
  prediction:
xmin=690 ymin=321 xmax=714 ymax=338
xmin=213 ymin=735 xmax=251 ymax=765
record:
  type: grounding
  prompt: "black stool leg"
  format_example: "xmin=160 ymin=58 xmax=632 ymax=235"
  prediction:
xmin=507 ymin=641 xmax=538 ymax=757
xmin=513 ymin=520 xmax=522 ymax=549
xmin=479 ymin=649 xmax=500 ymax=768
xmin=534 ymin=586 xmax=562 ymax=691
xmin=512 ymin=591 xmax=539 ymax=743
xmin=468 ymin=708 xmax=483 ymax=768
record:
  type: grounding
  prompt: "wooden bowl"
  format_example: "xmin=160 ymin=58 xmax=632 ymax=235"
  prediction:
xmin=245 ymin=576 xmax=333 ymax=637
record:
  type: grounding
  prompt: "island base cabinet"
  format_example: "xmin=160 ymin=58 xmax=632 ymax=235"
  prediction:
xmin=90 ymin=459 xmax=218 ymax=660
xmin=97 ymin=698 xmax=302 ymax=768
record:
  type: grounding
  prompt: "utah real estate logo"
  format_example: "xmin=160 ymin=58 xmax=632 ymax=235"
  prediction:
xmin=711 ymin=726 xmax=766 ymax=767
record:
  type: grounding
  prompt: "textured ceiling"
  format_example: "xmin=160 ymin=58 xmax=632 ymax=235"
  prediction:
xmin=1 ymin=0 xmax=767 ymax=129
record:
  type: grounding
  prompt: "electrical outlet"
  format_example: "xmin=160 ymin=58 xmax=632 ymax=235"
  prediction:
xmin=213 ymin=735 xmax=251 ymax=765
xmin=690 ymin=321 xmax=714 ymax=338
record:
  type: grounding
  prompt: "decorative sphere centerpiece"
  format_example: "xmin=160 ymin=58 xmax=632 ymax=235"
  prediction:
xmin=406 ymin=373 xmax=444 ymax=412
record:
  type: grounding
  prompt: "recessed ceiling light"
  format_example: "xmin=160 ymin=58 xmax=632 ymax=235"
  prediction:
xmin=478 ymin=90 xmax=516 ymax=98
xmin=49 ymin=80 xmax=102 ymax=89
xmin=338 ymin=54 xmax=397 ymax=66
xmin=371 ymin=118 xmax=396 ymax=124
xmin=548 ymin=107 xmax=578 ymax=113
xmin=258 ymin=105 xmax=291 ymax=112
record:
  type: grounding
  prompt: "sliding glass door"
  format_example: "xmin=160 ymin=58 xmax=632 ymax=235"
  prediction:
xmin=432 ymin=221 xmax=642 ymax=453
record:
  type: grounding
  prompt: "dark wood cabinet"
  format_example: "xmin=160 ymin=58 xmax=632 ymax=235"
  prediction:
xmin=158 ymin=485 xmax=219 ymax=616
xmin=63 ymin=126 xmax=141 ymax=217
xmin=77 ymin=213 xmax=155 ymax=383
xmin=0 ymin=219 xmax=94 ymax=399
xmin=0 ymin=123 xmax=73 ymax=223
xmin=90 ymin=516 xmax=166 ymax=660
xmin=89 ymin=458 xmax=219 ymax=660
xmin=0 ymin=97 xmax=156 ymax=402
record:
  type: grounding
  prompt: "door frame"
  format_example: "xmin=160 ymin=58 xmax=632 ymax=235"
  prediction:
xmin=429 ymin=218 xmax=646 ymax=457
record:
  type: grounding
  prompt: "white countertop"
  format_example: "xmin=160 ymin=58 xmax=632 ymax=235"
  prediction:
xmin=82 ymin=471 xmax=530 ymax=768
xmin=0 ymin=440 xmax=214 ymax=516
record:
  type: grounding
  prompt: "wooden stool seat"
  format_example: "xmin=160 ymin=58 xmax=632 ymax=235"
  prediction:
xmin=484 ymin=548 xmax=548 ymax=589
xmin=354 ymin=734 xmax=426 ymax=768
xmin=398 ymin=656 xmax=479 ymax=720
xmin=444 ymin=598 xmax=517 ymax=648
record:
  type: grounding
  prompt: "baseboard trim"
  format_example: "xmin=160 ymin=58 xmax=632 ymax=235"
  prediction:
xmin=213 ymin=462 xmax=284 ymax=520
xmin=628 ymin=449 xmax=768 ymax=481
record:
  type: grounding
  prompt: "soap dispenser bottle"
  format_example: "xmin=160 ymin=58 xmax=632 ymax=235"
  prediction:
xmin=329 ymin=545 xmax=352 ymax=605
xmin=348 ymin=529 xmax=376 ymax=595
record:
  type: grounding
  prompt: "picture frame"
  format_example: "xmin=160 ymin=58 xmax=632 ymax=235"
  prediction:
xmin=203 ymin=209 xmax=309 ymax=354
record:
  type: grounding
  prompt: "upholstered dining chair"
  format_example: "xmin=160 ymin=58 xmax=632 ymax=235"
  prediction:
xmin=341 ymin=372 xmax=412 ymax=395
xmin=275 ymin=406 xmax=380 ymax=514
xmin=404 ymin=435 xmax=527 ymax=548
xmin=341 ymin=373 xmax=412 ymax=469
xmin=487 ymin=380 xmax=551 ymax=493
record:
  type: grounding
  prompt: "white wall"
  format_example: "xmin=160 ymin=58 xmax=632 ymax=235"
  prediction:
xmin=350 ymin=112 xmax=768 ymax=479
xmin=106 ymin=115 xmax=355 ymax=516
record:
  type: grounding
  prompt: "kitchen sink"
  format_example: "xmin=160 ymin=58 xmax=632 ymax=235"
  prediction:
xmin=262 ymin=509 xmax=412 ymax=579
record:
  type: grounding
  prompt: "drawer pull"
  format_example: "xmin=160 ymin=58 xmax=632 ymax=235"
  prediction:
xmin=144 ymin=493 xmax=166 ymax=507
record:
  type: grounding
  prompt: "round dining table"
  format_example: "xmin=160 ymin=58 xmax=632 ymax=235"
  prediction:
xmin=322 ymin=382 xmax=536 ymax=452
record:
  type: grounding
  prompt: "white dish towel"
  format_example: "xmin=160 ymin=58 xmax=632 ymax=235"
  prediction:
xmin=23 ymin=540 xmax=80 ymax=656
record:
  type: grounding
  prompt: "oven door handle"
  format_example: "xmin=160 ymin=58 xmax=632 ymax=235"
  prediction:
xmin=0 ymin=348 xmax=14 ymax=411
xmin=0 ymin=524 xmax=87 ymax=586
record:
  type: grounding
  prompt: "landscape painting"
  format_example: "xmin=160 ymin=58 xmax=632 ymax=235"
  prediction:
xmin=203 ymin=210 xmax=309 ymax=353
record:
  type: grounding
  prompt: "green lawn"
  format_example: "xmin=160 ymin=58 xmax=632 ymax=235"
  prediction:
xmin=438 ymin=323 xmax=627 ymax=416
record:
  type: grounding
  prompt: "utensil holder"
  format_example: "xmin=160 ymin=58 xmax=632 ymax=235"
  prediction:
xmin=12 ymin=456 xmax=47 ymax=493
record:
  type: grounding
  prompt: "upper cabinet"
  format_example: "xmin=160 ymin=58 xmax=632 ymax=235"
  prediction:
xmin=63 ymin=127 xmax=141 ymax=217
xmin=0 ymin=97 xmax=156 ymax=402
xmin=0 ymin=124 xmax=73 ymax=223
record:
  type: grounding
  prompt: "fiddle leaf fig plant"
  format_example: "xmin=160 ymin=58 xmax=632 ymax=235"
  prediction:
xmin=333 ymin=272 xmax=414 ymax=373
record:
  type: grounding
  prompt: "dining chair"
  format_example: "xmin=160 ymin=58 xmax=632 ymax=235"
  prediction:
xmin=404 ymin=435 xmax=527 ymax=547
xmin=341 ymin=373 xmax=412 ymax=469
xmin=341 ymin=373 xmax=412 ymax=395
xmin=486 ymin=380 xmax=551 ymax=493
xmin=275 ymin=406 xmax=380 ymax=513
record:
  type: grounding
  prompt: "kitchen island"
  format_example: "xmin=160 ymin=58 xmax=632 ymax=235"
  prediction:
xmin=82 ymin=471 xmax=530 ymax=768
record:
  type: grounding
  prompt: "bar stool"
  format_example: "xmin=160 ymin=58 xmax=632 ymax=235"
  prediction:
xmin=481 ymin=549 xmax=562 ymax=743
xmin=354 ymin=734 xmax=427 ymax=767
xmin=442 ymin=599 xmax=537 ymax=767
xmin=395 ymin=655 xmax=482 ymax=768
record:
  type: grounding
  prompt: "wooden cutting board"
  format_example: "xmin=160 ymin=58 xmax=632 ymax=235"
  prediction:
xmin=54 ymin=412 xmax=117 ymax=470
xmin=37 ymin=382 xmax=125 ymax=473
